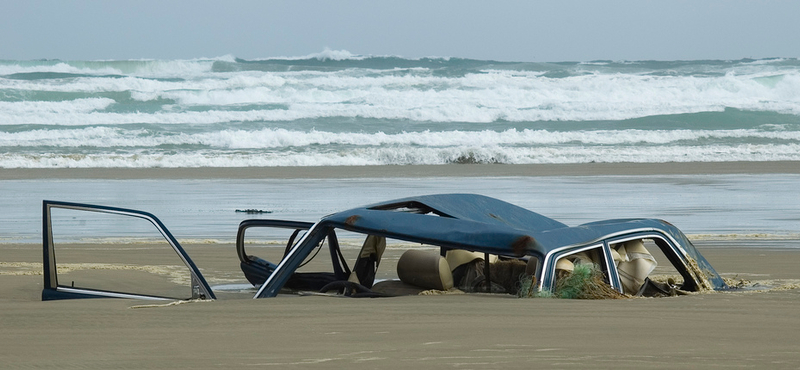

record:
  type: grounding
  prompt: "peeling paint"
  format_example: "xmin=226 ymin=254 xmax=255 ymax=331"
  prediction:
xmin=345 ymin=215 xmax=360 ymax=226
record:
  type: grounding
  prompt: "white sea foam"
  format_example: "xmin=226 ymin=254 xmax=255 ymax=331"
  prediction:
xmin=4 ymin=68 xmax=799 ymax=124
xmin=256 ymin=48 xmax=365 ymax=61
xmin=0 ymin=98 xmax=115 ymax=116
xmin=0 ymin=59 xmax=219 ymax=78
xmin=301 ymin=48 xmax=363 ymax=61
xmin=108 ymin=59 xmax=215 ymax=78
xmin=3 ymin=96 xmax=799 ymax=127
xmin=3 ymin=127 xmax=800 ymax=149
xmin=0 ymin=62 xmax=123 ymax=76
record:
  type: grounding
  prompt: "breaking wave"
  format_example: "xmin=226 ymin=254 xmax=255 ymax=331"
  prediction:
xmin=3 ymin=142 xmax=800 ymax=168
xmin=3 ymin=127 xmax=800 ymax=148
xmin=2 ymin=53 xmax=800 ymax=168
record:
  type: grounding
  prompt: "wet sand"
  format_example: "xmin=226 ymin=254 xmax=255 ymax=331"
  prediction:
xmin=4 ymin=161 xmax=800 ymax=180
xmin=2 ymin=162 xmax=800 ymax=368
xmin=2 ymin=240 xmax=800 ymax=369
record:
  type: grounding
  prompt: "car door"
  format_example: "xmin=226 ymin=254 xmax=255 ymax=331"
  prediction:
xmin=42 ymin=200 xmax=215 ymax=301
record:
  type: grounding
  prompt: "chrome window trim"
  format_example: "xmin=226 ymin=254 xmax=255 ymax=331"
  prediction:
xmin=541 ymin=243 xmax=608 ymax=292
xmin=605 ymin=232 xmax=693 ymax=281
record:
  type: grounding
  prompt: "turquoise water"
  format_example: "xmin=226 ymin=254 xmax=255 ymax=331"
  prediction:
xmin=2 ymin=53 xmax=800 ymax=167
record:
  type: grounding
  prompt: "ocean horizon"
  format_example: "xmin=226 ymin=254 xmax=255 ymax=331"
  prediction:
xmin=2 ymin=51 xmax=800 ymax=168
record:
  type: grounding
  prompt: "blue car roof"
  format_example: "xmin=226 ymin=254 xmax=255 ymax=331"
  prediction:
xmin=319 ymin=193 xmax=690 ymax=257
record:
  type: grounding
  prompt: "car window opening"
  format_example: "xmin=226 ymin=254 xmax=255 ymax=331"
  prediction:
xmin=281 ymin=231 xmax=352 ymax=294
xmin=369 ymin=201 xmax=451 ymax=218
xmin=612 ymin=239 xmax=658 ymax=295
xmin=613 ymin=238 xmax=698 ymax=297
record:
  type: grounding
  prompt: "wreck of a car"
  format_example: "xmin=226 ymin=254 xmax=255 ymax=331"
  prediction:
xmin=239 ymin=193 xmax=727 ymax=299
xmin=41 ymin=194 xmax=727 ymax=301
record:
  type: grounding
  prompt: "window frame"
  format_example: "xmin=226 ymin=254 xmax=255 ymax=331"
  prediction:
xmin=544 ymin=243 xmax=617 ymax=293
xmin=42 ymin=200 xmax=215 ymax=301
xmin=604 ymin=231 xmax=699 ymax=292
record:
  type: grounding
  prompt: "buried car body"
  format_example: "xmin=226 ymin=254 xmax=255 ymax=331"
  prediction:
xmin=41 ymin=194 xmax=727 ymax=301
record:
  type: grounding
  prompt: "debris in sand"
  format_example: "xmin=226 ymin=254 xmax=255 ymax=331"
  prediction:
xmin=235 ymin=209 xmax=272 ymax=214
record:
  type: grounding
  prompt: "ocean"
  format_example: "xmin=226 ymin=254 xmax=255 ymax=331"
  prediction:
xmin=2 ymin=51 xmax=800 ymax=168
xmin=2 ymin=52 xmax=800 ymax=245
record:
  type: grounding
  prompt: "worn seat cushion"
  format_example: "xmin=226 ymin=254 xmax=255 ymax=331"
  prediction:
xmin=397 ymin=250 xmax=454 ymax=291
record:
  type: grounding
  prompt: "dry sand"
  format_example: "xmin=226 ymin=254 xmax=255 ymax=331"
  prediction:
xmin=3 ymin=240 xmax=800 ymax=369
xmin=2 ymin=163 xmax=800 ymax=369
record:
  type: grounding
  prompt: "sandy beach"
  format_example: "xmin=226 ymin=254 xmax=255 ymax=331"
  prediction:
xmin=3 ymin=241 xmax=800 ymax=369
xmin=2 ymin=163 xmax=800 ymax=369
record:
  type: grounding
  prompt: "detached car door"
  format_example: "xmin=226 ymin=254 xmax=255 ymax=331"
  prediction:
xmin=42 ymin=201 xmax=215 ymax=301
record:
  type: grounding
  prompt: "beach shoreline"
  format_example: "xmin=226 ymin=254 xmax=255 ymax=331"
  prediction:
xmin=3 ymin=161 xmax=800 ymax=180
xmin=3 ymin=163 xmax=799 ymax=243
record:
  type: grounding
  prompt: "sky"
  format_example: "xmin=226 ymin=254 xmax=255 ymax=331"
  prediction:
xmin=2 ymin=0 xmax=799 ymax=62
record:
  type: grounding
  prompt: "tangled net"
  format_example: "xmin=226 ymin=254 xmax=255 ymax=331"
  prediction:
xmin=519 ymin=263 xmax=629 ymax=299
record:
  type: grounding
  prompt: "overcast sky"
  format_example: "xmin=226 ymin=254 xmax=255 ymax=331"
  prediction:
xmin=3 ymin=0 xmax=799 ymax=62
